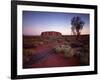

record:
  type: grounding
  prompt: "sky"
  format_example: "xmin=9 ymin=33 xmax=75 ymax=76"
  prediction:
xmin=23 ymin=11 xmax=90 ymax=36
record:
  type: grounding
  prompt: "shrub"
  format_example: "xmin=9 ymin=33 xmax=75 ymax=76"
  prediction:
xmin=54 ymin=45 xmax=75 ymax=57
xmin=23 ymin=48 xmax=35 ymax=63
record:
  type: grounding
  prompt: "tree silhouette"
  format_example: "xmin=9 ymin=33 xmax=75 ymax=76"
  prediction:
xmin=71 ymin=16 xmax=85 ymax=39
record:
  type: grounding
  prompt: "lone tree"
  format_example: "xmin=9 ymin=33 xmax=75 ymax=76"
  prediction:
xmin=71 ymin=16 xmax=85 ymax=39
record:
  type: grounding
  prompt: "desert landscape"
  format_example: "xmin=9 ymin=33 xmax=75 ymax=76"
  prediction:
xmin=23 ymin=32 xmax=89 ymax=69
xmin=22 ymin=11 xmax=90 ymax=69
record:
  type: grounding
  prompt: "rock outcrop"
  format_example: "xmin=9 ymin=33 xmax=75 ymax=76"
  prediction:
xmin=41 ymin=31 xmax=62 ymax=37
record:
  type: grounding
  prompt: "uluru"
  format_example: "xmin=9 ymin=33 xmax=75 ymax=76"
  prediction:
xmin=41 ymin=31 xmax=62 ymax=37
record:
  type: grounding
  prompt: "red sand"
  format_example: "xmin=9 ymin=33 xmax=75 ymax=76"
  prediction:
xmin=31 ymin=53 xmax=80 ymax=68
xmin=30 ymin=43 xmax=80 ymax=68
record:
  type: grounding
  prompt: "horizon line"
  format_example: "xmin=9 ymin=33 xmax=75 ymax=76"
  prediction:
xmin=23 ymin=34 xmax=90 ymax=36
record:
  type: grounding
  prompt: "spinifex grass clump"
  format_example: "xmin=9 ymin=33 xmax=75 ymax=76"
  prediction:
xmin=54 ymin=45 xmax=75 ymax=57
xmin=23 ymin=49 xmax=35 ymax=63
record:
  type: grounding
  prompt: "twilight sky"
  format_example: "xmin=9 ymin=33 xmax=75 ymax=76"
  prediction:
xmin=23 ymin=11 xmax=90 ymax=36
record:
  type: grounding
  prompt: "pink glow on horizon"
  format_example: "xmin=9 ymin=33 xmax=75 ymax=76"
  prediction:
xmin=23 ymin=26 xmax=89 ymax=36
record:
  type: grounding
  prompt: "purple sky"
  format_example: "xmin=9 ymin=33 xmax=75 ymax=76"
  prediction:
xmin=23 ymin=11 xmax=90 ymax=36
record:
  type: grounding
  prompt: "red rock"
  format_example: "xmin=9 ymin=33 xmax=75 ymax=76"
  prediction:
xmin=41 ymin=31 xmax=62 ymax=37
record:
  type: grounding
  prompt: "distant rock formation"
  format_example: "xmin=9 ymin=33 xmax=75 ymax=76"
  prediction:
xmin=41 ymin=31 xmax=62 ymax=37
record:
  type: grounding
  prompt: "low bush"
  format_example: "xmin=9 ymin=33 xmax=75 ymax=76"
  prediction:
xmin=54 ymin=45 xmax=75 ymax=57
xmin=23 ymin=48 xmax=35 ymax=63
